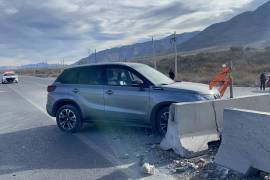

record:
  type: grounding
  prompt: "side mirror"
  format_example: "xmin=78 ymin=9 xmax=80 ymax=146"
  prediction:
xmin=132 ymin=80 xmax=144 ymax=88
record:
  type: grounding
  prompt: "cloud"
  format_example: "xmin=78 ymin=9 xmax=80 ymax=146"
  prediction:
xmin=0 ymin=0 xmax=268 ymax=66
xmin=138 ymin=1 xmax=195 ymax=20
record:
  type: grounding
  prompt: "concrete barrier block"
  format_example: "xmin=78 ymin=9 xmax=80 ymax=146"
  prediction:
xmin=213 ymin=94 xmax=270 ymax=132
xmin=160 ymin=101 xmax=219 ymax=157
xmin=215 ymin=108 xmax=270 ymax=175
xmin=161 ymin=94 xmax=270 ymax=158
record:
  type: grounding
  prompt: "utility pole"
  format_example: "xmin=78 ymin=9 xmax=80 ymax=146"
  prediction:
xmin=94 ymin=49 xmax=97 ymax=63
xmin=60 ymin=58 xmax=65 ymax=72
xmin=152 ymin=36 xmax=156 ymax=69
xmin=172 ymin=32 xmax=178 ymax=79
xmin=35 ymin=63 xmax=38 ymax=76
xmin=229 ymin=61 xmax=234 ymax=98
xmin=88 ymin=49 xmax=91 ymax=64
xmin=58 ymin=60 xmax=62 ymax=73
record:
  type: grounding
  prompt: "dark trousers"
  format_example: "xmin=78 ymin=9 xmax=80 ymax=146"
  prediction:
xmin=260 ymin=81 xmax=266 ymax=90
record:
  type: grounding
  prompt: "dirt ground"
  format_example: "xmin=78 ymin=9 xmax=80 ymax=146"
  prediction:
xmin=81 ymin=122 xmax=269 ymax=180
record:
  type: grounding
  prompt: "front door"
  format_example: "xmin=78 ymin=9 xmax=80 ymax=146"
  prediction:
xmin=104 ymin=66 xmax=149 ymax=123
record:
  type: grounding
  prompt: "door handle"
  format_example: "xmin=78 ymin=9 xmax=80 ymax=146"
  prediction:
xmin=72 ymin=88 xmax=79 ymax=93
xmin=106 ymin=90 xmax=114 ymax=95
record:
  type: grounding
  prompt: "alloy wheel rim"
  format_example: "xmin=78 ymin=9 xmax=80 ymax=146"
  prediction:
xmin=59 ymin=109 xmax=77 ymax=130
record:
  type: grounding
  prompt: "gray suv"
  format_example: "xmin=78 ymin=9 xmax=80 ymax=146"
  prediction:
xmin=46 ymin=63 xmax=220 ymax=136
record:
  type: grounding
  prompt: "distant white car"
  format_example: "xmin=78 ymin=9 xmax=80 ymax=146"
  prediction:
xmin=2 ymin=71 xmax=19 ymax=84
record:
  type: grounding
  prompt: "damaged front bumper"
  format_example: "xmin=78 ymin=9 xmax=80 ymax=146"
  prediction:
xmin=2 ymin=77 xmax=18 ymax=84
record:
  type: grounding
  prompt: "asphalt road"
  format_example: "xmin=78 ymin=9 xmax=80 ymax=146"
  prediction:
xmin=0 ymin=76 xmax=268 ymax=180
xmin=0 ymin=77 xmax=131 ymax=180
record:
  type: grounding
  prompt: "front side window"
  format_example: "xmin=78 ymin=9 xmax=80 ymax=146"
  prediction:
xmin=130 ymin=64 xmax=174 ymax=85
xmin=106 ymin=68 xmax=142 ymax=86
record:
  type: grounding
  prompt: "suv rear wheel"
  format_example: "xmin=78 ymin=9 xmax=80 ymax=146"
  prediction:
xmin=56 ymin=104 xmax=82 ymax=133
xmin=156 ymin=106 xmax=170 ymax=137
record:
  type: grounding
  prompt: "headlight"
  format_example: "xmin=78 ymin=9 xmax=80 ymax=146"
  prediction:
xmin=209 ymin=89 xmax=221 ymax=99
xmin=196 ymin=93 xmax=220 ymax=100
xmin=215 ymin=94 xmax=221 ymax=99
xmin=195 ymin=94 xmax=213 ymax=100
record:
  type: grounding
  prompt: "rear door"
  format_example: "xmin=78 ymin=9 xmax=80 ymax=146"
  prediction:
xmin=104 ymin=65 xmax=150 ymax=124
xmin=57 ymin=66 xmax=105 ymax=121
xmin=75 ymin=66 xmax=105 ymax=120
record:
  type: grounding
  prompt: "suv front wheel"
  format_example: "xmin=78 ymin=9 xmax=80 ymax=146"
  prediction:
xmin=56 ymin=104 xmax=82 ymax=133
xmin=156 ymin=106 xmax=170 ymax=137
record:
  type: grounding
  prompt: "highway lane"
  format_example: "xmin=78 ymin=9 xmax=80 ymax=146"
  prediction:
xmin=1 ymin=76 xmax=171 ymax=180
xmin=0 ymin=78 xmax=130 ymax=180
xmin=1 ymin=76 xmax=268 ymax=180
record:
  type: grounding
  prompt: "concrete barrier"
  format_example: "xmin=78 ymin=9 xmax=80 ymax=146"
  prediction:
xmin=215 ymin=108 xmax=270 ymax=175
xmin=213 ymin=94 xmax=270 ymax=132
xmin=160 ymin=94 xmax=270 ymax=157
xmin=160 ymin=101 xmax=219 ymax=157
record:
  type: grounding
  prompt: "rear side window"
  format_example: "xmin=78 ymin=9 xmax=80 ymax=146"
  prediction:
xmin=56 ymin=68 xmax=79 ymax=84
xmin=77 ymin=66 xmax=104 ymax=85
xmin=57 ymin=66 xmax=104 ymax=85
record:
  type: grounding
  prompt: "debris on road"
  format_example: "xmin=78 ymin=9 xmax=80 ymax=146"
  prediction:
xmin=122 ymin=153 xmax=129 ymax=159
xmin=142 ymin=163 xmax=155 ymax=175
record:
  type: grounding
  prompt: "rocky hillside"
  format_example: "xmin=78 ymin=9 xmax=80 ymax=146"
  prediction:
xmin=179 ymin=1 xmax=270 ymax=51
xmin=76 ymin=31 xmax=200 ymax=64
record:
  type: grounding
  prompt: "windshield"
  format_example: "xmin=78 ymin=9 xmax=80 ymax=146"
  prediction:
xmin=130 ymin=64 xmax=175 ymax=85
xmin=4 ymin=73 xmax=15 ymax=76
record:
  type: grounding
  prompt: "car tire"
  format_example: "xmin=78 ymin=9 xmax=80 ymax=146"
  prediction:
xmin=156 ymin=106 xmax=170 ymax=137
xmin=56 ymin=104 xmax=82 ymax=133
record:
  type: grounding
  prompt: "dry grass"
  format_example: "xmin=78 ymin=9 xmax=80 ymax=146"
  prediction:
xmin=11 ymin=47 xmax=270 ymax=87
xmin=14 ymin=68 xmax=62 ymax=78
xmin=139 ymin=47 xmax=270 ymax=86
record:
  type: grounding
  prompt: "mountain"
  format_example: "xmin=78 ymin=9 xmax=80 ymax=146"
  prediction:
xmin=0 ymin=63 xmax=59 ymax=71
xmin=0 ymin=66 xmax=18 ymax=71
xmin=179 ymin=1 xmax=270 ymax=51
xmin=76 ymin=31 xmax=200 ymax=64
xmin=20 ymin=63 xmax=59 ymax=69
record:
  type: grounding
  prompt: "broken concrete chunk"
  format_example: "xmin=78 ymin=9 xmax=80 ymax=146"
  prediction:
xmin=175 ymin=166 xmax=188 ymax=173
xmin=122 ymin=153 xmax=129 ymax=159
xmin=142 ymin=163 xmax=155 ymax=175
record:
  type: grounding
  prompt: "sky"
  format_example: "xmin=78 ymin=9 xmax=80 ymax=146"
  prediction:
xmin=0 ymin=0 xmax=268 ymax=66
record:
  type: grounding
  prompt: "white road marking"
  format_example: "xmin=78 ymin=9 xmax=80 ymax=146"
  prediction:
xmin=7 ymin=78 xmax=174 ymax=180
xmin=6 ymin=84 xmax=140 ymax=179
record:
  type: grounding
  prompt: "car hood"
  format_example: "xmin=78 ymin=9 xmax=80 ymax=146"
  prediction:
xmin=162 ymin=81 xmax=218 ymax=95
xmin=3 ymin=75 xmax=17 ymax=78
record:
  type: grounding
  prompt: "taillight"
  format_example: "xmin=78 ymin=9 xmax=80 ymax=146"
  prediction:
xmin=47 ymin=85 xmax=57 ymax=92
